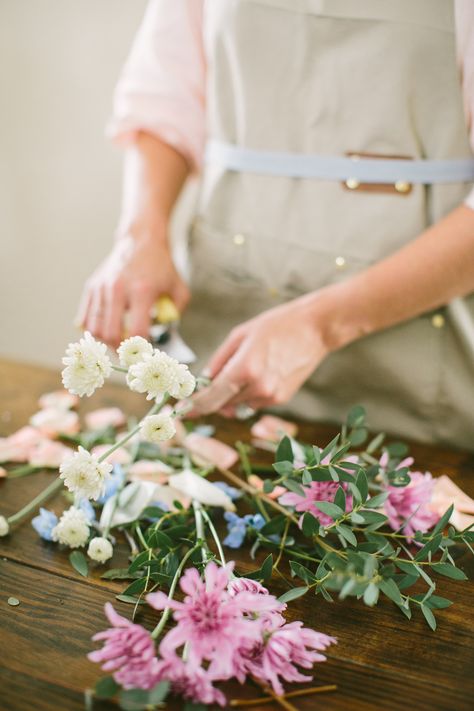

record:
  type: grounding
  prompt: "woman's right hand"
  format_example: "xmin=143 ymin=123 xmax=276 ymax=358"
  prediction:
xmin=76 ymin=227 xmax=190 ymax=347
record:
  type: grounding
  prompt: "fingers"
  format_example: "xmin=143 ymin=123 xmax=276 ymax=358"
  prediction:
xmin=103 ymin=280 xmax=126 ymax=346
xmin=206 ymin=328 xmax=245 ymax=379
xmin=128 ymin=283 xmax=156 ymax=338
xmin=86 ymin=286 xmax=105 ymax=338
xmin=171 ymin=278 xmax=191 ymax=313
xmin=75 ymin=284 xmax=92 ymax=330
xmin=188 ymin=373 xmax=242 ymax=416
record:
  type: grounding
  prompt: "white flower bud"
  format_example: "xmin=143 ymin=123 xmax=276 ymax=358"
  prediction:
xmin=87 ymin=536 xmax=113 ymax=563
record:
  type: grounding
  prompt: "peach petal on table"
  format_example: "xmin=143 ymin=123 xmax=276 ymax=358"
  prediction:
xmin=128 ymin=459 xmax=173 ymax=484
xmin=29 ymin=408 xmax=80 ymax=438
xmin=85 ymin=407 xmax=127 ymax=431
xmin=38 ymin=390 xmax=79 ymax=410
xmin=184 ymin=432 xmax=238 ymax=470
xmin=248 ymin=474 xmax=287 ymax=500
xmin=0 ymin=426 xmax=44 ymax=463
xmin=28 ymin=439 xmax=72 ymax=468
xmin=91 ymin=445 xmax=132 ymax=465
xmin=250 ymin=415 xmax=298 ymax=443
xmin=0 ymin=466 xmax=7 ymax=478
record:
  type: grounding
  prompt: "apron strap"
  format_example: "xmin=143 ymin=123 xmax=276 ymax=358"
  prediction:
xmin=205 ymin=140 xmax=474 ymax=185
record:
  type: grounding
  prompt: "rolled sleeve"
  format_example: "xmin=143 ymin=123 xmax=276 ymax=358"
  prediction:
xmin=107 ymin=0 xmax=206 ymax=171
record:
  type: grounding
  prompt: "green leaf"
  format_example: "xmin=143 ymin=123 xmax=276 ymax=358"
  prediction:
xmin=272 ymin=461 xmax=294 ymax=477
xmin=396 ymin=601 xmax=412 ymax=620
xmin=385 ymin=442 xmax=409 ymax=458
xmin=263 ymin=479 xmax=275 ymax=493
xmin=328 ymin=466 xmax=340 ymax=482
xmin=431 ymin=504 xmax=454 ymax=537
xmin=276 ymin=436 xmax=293 ymax=463
xmin=396 ymin=560 xmax=416 ymax=575
xmin=119 ymin=688 xmax=150 ymax=711
xmin=95 ymin=676 xmax=119 ymax=699
xmin=350 ymin=510 xmax=365 ymax=524
xmin=149 ymin=681 xmax=170 ymax=704
xmin=355 ymin=470 xmax=368 ymax=503
xmin=312 ymin=446 xmax=321 ymax=466
xmin=363 ymin=582 xmax=379 ymax=606
xmin=347 ymin=405 xmax=366 ymax=428
xmin=421 ymin=604 xmax=437 ymax=631
xmin=301 ymin=512 xmax=320 ymax=537
xmin=289 ymin=560 xmax=315 ymax=584
xmin=148 ymin=529 xmax=173 ymax=550
xmin=259 ymin=515 xmax=286 ymax=536
xmin=122 ymin=578 xmax=148 ymax=597
xmin=359 ymin=510 xmax=388 ymax=527
xmin=320 ymin=435 xmax=340 ymax=462
xmin=101 ymin=568 xmax=136 ymax=580
xmin=115 ymin=595 xmax=146 ymax=605
xmin=246 ymin=554 xmax=273 ymax=582
xmin=302 ymin=469 xmax=312 ymax=485
xmin=336 ymin=524 xmax=357 ymax=547
xmin=379 ymin=578 xmax=403 ymax=605
xmin=314 ymin=501 xmax=345 ymax=519
xmin=278 ymin=586 xmax=309 ymax=604
xmin=128 ymin=550 xmax=152 ymax=575
xmin=284 ymin=479 xmax=306 ymax=497
xmin=431 ymin=563 xmax=468 ymax=580
xmin=348 ymin=428 xmax=368 ymax=446
xmin=366 ymin=432 xmax=385 ymax=454
xmin=365 ymin=492 xmax=389 ymax=509
xmin=414 ymin=534 xmax=443 ymax=561
xmin=334 ymin=486 xmax=346 ymax=512
xmin=69 ymin=551 xmax=88 ymax=577
xmin=412 ymin=594 xmax=452 ymax=610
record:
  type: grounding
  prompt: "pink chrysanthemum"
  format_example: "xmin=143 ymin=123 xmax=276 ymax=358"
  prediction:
xmin=384 ymin=471 xmax=439 ymax=537
xmin=234 ymin=619 xmax=336 ymax=696
xmin=147 ymin=561 xmax=284 ymax=678
xmin=279 ymin=481 xmax=353 ymax=527
xmin=156 ymin=657 xmax=227 ymax=707
xmin=88 ymin=603 xmax=159 ymax=690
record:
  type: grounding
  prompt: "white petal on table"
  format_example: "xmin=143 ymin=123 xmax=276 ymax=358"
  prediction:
xmin=169 ymin=469 xmax=236 ymax=511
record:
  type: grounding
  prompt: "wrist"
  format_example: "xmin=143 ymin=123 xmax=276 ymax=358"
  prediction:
xmin=115 ymin=211 xmax=169 ymax=248
xmin=303 ymin=278 xmax=374 ymax=354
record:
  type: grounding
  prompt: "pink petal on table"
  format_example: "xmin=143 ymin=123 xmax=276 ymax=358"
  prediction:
xmin=128 ymin=459 xmax=173 ymax=483
xmin=91 ymin=445 xmax=132 ymax=465
xmin=250 ymin=415 xmax=298 ymax=442
xmin=450 ymin=509 xmax=474 ymax=530
xmin=184 ymin=432 xmax=238 ymax=470
xmin=85 ymin=407 xmax=127 ymax=431
xmin=0 ymin=466 xmax=7 ymax=478
xmin=38 ymin=390 xmax=79 ymax=410
xmin=29 ymin=408 xmax=80 ymax=438
xmin=28 ymin=439 xmax=72 ymax=468
xmin=0 ymin=426 xmax=44 ymax=463
xmin=248 ymin=474 xmax=287 ymax=500
xmin=429 ymin=475 xmax=474 ymax=531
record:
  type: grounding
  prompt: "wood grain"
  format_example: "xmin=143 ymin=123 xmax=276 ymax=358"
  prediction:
xmin=0 ymin=358 xmax=473 ymax=711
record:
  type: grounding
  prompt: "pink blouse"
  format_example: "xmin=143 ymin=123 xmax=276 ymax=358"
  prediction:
xmin=108 ymin=0 xmax=474 ymax=206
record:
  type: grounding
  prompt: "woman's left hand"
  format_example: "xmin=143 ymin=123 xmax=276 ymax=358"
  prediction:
xmin=188 ymin=293 xmax=334 ymax=416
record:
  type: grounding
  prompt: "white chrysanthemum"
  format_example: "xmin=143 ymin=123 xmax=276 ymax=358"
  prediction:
xmin=117 ymin=336 xmax=154 ymax=368
xmin=51 ymin=506 xmax=90 ymax=548
xmin=87 ymin=536 xmax=113 ymax=563
xmin=0 ymin=516 xmax=9 ymax=537
xmin=62 ymin=331 xmax=112 ymax=397
xmin=169 ymin=364 xmax=196 ymax=399
xmin=59 ymin=446 xmax=113 ymax=501
xmin=127 ymin=350 xmax=180 ymax=401
xmin=140 ymin=413 xmax=176 ymax=443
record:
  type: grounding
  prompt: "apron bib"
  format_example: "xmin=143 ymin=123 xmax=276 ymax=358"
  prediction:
xmin=181 ymin=0 xmax=474 ymax=449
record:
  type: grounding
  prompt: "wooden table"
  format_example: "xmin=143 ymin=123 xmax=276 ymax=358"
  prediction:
xmin=0 ymin=358 xmax=473 ymax=711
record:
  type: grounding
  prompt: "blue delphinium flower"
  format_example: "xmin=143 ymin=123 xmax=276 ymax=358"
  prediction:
xmin=213 ymin=481 xmax=243 ymax=501
xmin=77 ymin=498 xmax=96 ymax=523
xmin=31 ymin=508 xmax=58 ymax=541
xmin=223 ymin=512 xmax=266 ymax=548
xmin=97 ymin=463 xmax=126 ymax=505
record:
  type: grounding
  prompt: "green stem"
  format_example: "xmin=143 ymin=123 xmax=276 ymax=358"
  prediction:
xmin=193 ymin=501 xmax=208 ymax=563
xmin=151 ymin=544 xmax=200 ymax=640
xmin=7 ymin=477 xmax=64 ymax=526
xmin=97 ymin=397 xmax=166 ymax=464
xmin=201 ymin=508 xmax=227 ymax=567
xmin=7 ymin=464 xmax=39 ymax=479
xmin=112 ymin=365 xmax=129 ymax=374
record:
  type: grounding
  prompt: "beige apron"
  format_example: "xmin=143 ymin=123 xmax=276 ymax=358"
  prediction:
xmin=181 ymin=0 xmax=474 ymax=450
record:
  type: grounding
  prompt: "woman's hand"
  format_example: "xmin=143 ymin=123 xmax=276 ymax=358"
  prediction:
xmin=189 ymin=293 xmax=334 ymax=416
xmin=76 ymin=229 xmax=189 ymax=347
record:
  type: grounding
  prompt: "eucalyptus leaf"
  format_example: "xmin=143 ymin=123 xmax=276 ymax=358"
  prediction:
xmin=278 ymin=586 xmax=309 ymax=603
xmin=69 ymin=551 xmax=88 ymax=577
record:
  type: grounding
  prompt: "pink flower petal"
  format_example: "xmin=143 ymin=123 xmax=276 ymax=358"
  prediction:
xmin=38 ymin=390 xmax=79 ymax=410
xmin=85 ymin=407 xmax=127 ymax=431
xmin=29 ymin=409 xmax=80 ymax=438
xmin=184 ymin=433 xmax=238 ymax=470
xmin=251 ymin=415 xmax=298 ymax=442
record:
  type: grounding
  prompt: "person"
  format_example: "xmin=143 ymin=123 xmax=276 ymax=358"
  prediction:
xmin=78 ymin=0 xmax=474 ymax=449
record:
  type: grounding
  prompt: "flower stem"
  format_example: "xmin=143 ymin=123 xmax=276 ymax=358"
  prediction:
xmin=193 ymin=501 xmax=208 ymax=563
xmin=7 ymin=477 xmax=64 ymax=526
xmin=151 ymin=543 xmax=200 ymax=640
xmin=229 ymin=685 xmax=337 ymax=707
xmin=97 ymin=398 xmax=165 ymax=464
xmin=200 ymin=507 xmax=227 ymax=567
xmin=7 ymin=464 xmax=39 ymax=479
xmin=112 ymin=365 xmax=129 ymax=374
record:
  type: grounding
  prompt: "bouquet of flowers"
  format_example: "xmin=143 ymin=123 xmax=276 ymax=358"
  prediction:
xmin=1 ymin=332 xmax=473 ymax=709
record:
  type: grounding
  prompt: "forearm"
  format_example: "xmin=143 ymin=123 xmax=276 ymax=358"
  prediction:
xmin=315 ymin=204 xmax=474 ymax=351
xmin=116 ymin=131 xmax=190 ymax=243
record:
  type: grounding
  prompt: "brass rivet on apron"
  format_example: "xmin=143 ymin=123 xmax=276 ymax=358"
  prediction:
xmin=335 ymin=256 xmax=346 ymax=269
xmin=345 ymin=177 xmax=360 ymax=190
xmin=395 ymin=180 xmax=411 ymax=194
xmin=233 ymin=233 xmax=246 ymax=246
xmin=431 ymin=314 xmax=445 ymax=329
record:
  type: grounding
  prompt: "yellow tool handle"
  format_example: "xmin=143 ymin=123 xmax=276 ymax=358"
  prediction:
xmin=154 ymin=295 xmax=180 ymax=325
